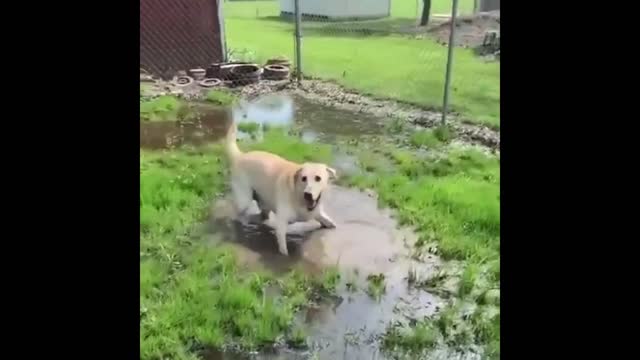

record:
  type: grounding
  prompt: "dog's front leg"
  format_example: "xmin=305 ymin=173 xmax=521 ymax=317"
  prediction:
xmin=275 ymin=216 xmax=289 ymax=255
xmin=315 ymin=207 xmax=337 ymax=229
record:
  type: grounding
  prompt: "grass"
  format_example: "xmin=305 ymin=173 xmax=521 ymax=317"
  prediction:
xmin=140 ymin=95 xmax=185 ymax=121
xmin=140 ymin=139 xmax=340 ymax=359
xmin=344 ymin=142 xmax=499 ymax=355
xmin=382 ymin=322 xmax=439 ymax=353
xmin=366 ymin=273 xmax=386 ymax=300
xmin=237 ymin=121 xmax=261 ymax=134
xmin=458 ymin=262 xmax=480 ymax=297
xmin=206 ymin=89 xmax=238 ymax=106
xmin=224 ymin=0 xmax=499 ymax=127
xmin=287 ymin=326 xmax=308 ymax=349
xmin=392 ymin=0 xmax=475 ymax=16
xmin=140 ymin=100 xmax=499 ymax=357
xmin=409 ymin=125 xmax=452 ymax=148
xmin=244 ymin=127 xmax=333 ymax=164
xmin=140 ymin=90 xmax=234 ymax=121
xmin=349 ymin=148 xmax=499 ymax=262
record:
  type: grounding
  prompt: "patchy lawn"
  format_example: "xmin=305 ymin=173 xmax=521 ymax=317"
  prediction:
xmin=344 ymin=138 xmax=499 ymax=358
xmin=140 ymin=120 xmax=499 ymax=359
xmin=223 ymin=0 xmax=499 ymax=127
xmin=140 ymin=141 xmax=340 ymax=359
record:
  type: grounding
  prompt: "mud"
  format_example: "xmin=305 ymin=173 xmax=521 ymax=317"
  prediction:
xmin=210 ymin=187 xmax=426 ymax=273
xmin=429 ymin=11 xmax=500 ymax=49
xmin=233 ymin=93 xmax=387 ymax=143
xmin=139 ymin=104 xmax=231 ymax=150
xmin=141 ymin=78 xmax=499 ymax=151
xmin=140 ymin=93 xmax=389 ymax=150
xmin=239 ymin=81 xmax=500 ymax=151
xmin=206 ymin=186 xmax=451 ymax=359
xmin=140 ymin=93 xmax=496 ymax=359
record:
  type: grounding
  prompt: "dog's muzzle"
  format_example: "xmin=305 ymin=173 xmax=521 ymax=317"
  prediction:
xmin=304 ymin=192 xmax=320 ymax=211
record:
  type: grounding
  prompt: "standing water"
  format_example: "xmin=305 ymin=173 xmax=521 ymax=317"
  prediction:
xmin=139 ymin=94 xmax=387 ymax=150
xmin=141 ymin=94 xmax=473 ymax=360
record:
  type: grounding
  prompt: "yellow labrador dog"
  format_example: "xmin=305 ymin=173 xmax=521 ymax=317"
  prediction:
xmin=225 ymin=123 xmax=337 ymax=255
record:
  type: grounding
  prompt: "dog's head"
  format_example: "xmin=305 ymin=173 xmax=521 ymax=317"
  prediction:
xmin=293 ymin=163 xmax=337 ymax=211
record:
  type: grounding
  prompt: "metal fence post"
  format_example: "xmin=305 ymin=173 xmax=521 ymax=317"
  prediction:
xmin=294 ymin=0 xmax=303 ymax=83
xmin=218 ymin=0 xmax=228 ymax=62
xmin=441 ymin=0 xmax=459 ymax=126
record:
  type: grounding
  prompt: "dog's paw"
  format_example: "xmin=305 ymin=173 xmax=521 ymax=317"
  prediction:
xmin=317 ymin=216 xmax=337 ymax=229
xmin=278 ymin=245 xmax=289 ymax=256
xmin=320 ymin=221 xmax=337 ymax=229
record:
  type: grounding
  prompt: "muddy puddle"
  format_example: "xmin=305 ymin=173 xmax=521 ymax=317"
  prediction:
xmin=140 ymin=94 xmax=387 ymax=150
xmin=141 ymin=95 xmax=478 ymax=359
xmin=205 ymin=186 xmax=455 ymax=360
xmin=139 ymin=104 xmax=232 ymax=149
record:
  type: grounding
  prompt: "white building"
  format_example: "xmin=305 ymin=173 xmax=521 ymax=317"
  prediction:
xmin=280 ymin=0 xmax=391 ymax=20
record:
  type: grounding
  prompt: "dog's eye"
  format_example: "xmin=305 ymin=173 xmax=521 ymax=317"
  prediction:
xmin=301 ymin=176 xmax=307 ymax=182
xmin=315 ymin=176 xmax=321 ymax=182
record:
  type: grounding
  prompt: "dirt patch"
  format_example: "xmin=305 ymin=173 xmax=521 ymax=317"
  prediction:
xmin=289 ymin=81 xmax=499 ymax=151
xmin=141 ymin=78 xmax=499 ymax=152
xmin=206 ymin=186 xmax=449 ymax=359
xmin=140 ymin=93 xmax=391 ymax=150
xmin=208 ymin=186 xmax=428 ymax=274
xmin=237 ymin=81 xmax=500 ymax=151
xmin=139 ymin=104 xmax=231 ymax=149
xmin=428 ymin=11 xmax=500 ymax=48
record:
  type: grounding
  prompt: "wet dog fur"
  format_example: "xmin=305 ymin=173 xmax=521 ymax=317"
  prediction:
xmin=224 ymin=123 xmax=337 ymax=255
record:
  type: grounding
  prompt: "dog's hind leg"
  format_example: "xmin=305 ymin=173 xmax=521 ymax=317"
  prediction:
xmin=252 ymin=190 xmax=271 ymax=222
xmin=230 ymin=177 xmax=253 ymax=223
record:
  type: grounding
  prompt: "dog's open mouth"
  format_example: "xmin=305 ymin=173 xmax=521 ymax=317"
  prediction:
xmin=304 ymin=193 xmax=321 ymax=211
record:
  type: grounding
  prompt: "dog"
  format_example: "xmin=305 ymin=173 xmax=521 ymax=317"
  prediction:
xmin=224 ymin=122 xmax=337 ymax=255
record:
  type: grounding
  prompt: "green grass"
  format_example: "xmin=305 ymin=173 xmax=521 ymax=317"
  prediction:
xmin=140 ymin=83 xmax=153 ymax=97
xmin=206 ymin=89 xmax=238 ymax=106
xmin=320 ymin=267 xmax=342 ymax=292
xmin=351 ymin=148 xmax=499 ymax=262
xmin=409 ymin=125 xmax=452 ymax=148
xmin=391 ymin=0 xmax=475 ymax=17
xmin=344 ymin=142 xmax=500 ymax=354
xmin=244 ymin=127 xmax=333 ymax=164
xmin=140 ymin=95 xmax=185 ymax=121
xmin=224 ymin=0 xmax=499 ymax=127
xmin=140 ymin=140 xmax=340 ymax=359
xmin=140 ymin=114 xmax=499 ymax=357
xmin=382 ymin=322 xmax=439 ymax=353
xmin=366 ymin=273 xmax=386 ymax=300
xmin=237 ymin=121 xmax=261 ymax=134
xmin=287 ymin=326 xmax=308 ymax=349
xmin=458 ymin=262 xmax=481 ymax=297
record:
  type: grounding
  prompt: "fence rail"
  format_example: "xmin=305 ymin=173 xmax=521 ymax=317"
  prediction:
xmin=140 ymin=0 xmax=500 ymax=127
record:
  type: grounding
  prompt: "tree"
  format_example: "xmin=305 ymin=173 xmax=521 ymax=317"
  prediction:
xmin=420 ymin=0 xmax=432 ymax=26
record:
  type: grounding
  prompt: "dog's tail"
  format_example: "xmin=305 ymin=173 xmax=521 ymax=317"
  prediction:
xmin=225 ymin=121 xmax=242 ymax=162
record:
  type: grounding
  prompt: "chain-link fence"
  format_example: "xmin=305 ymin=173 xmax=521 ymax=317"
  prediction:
xmin=140 ymin=0 xmax=499 ymax=126
xmin=140 ymin=0 xmax=226 ymax=79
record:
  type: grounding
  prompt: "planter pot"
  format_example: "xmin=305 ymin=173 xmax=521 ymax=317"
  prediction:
xmin=263 ymin=64 xmax=289 ymax=80
xmin=229 ymin=64 xmax=261 ymax=86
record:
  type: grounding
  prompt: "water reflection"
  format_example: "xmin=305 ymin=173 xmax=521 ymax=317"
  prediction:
xmin=140 ymin=93 xmax=387 ymax=149
xmin=233 ymin=94 xmax=295 ymax=128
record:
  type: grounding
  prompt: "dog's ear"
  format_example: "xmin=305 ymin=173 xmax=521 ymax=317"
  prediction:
xmin=326 ymin=166 xmax=338 ymax=180
xmin=293 ymin=167 xmax=302 ymax=182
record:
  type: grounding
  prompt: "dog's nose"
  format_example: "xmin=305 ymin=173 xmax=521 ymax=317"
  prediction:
xmin=303 ymin=192 xmax=313 ymax=201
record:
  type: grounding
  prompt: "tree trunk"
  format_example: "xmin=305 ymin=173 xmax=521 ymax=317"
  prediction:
xmin=420 ymin=0 xmax=432 ymax=26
